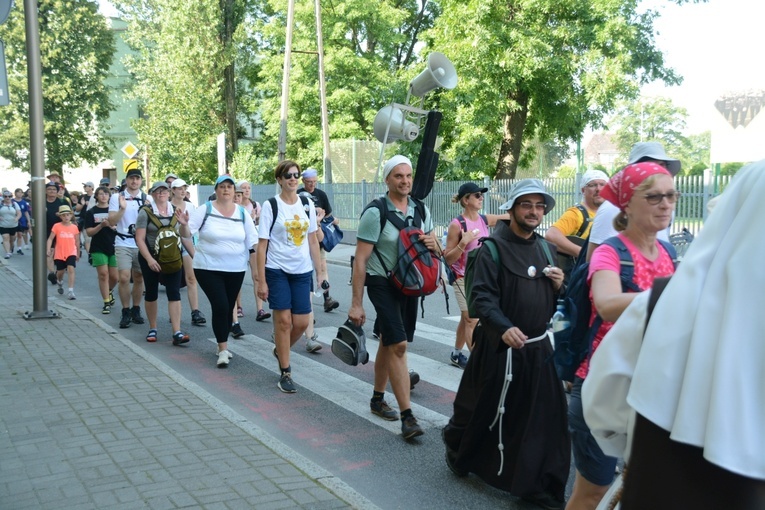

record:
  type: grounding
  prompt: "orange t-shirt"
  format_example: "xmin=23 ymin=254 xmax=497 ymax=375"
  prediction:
xmin=51 ymin=222 xmax=80 ymax=260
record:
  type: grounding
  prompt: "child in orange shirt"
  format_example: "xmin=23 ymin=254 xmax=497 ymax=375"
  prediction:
xmin=46 ymin=205 xmax=80 ymax=300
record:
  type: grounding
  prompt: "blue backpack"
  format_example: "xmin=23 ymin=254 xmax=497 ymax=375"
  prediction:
xmin=551 ymin=236 xmax=677 ymax=382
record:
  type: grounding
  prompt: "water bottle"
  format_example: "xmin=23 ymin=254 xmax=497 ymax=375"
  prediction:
xmin=551 ymin=299 xmax=570 ymax=333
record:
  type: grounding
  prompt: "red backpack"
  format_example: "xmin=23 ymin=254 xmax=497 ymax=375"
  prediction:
xmin=365 ymin=196 xmax=442 ymax=297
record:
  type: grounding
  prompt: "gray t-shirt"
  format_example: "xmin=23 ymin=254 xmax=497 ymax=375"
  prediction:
xmin=136 ymin=204 xmax=178 ymax=253
xmin=0 ymin=201 xmax=20 ymax=228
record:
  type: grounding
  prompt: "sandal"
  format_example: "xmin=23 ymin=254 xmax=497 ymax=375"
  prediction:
xmin=172 ymin=331 xmax=190 ymax=346
xmin=237 ymin=306 xmax=244 ymax=318
xmin=146 ymin=329 xmax=158 ymax=343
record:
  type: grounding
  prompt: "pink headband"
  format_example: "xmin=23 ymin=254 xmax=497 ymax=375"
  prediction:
xmin=601 ymin=162 xmax=671 ymax=211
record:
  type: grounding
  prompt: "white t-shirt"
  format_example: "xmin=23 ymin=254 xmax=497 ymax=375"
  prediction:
xmin=258 ymin=195 xmax=317 ymax=274
xmin=188 ymin=202 xmax=257 ymax=272
xmin=108 ymin=189 xmax=147 ymax=248
xmin=589 ymin=201 xmax=670 ymax=245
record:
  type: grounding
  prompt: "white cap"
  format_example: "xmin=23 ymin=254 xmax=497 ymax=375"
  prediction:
xmin=170 ymin=178 xmax=187 ymax=188
xmin=383 ymin=155 xmax=412 ymax=180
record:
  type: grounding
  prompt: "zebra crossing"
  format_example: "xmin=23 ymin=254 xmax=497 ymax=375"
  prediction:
xmin=207 ymin=317 xmax=465 ymax=434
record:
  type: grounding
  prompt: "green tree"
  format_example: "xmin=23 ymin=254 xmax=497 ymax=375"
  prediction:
xmin=245 ymin=0 xmax=438 ymax=174
xmin=425 ymin=0 xmax=690 ymax=179
xmin=609 ymin=96 xmax=689 ymax=164
xmin=114 ymin=0 xmax=249 ymax=183
xmin=0 ymin=0 xmax=115 ymax=173
xmin=677 ymin=131 xmax=710 ymax=176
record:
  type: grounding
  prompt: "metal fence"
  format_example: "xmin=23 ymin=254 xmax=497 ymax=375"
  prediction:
xmin=196 ymin=172 xmax=730 ymax=239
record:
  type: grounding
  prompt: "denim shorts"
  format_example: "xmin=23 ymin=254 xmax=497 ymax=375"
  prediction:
xmin=265 ymin=267 xmax=312 ymax=315
xmin=569 ymin=377 xmax=617 ymax=486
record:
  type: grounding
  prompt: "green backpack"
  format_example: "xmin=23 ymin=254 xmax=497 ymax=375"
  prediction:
xmin=465 ymin=238 xmax=499 ymax=319
xmin=142 ymin=206 xmax=182 ymax=274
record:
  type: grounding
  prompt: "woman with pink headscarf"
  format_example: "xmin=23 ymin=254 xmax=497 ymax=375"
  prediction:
xmin=566 ymin=162 xmax=679 ymax=510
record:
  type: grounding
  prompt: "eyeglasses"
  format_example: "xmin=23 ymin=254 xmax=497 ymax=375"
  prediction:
xmin=585 ymin=182 xmax=606 ymax=189
xmin=283 ymin=172 xmax=301 ymax=180
xmin=644 ymin=191 xmax=681 ymax=205
xmin=517 ymin=201 xmax=547 ymax=211
xmin=471 ymin=192 xmax=484 ymax=199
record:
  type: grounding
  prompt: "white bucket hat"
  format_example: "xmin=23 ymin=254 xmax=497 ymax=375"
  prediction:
xmin=627 ymin=142 xmax=681 ymax=176
xmin=499 ymin=179 xmax=556 ymax=215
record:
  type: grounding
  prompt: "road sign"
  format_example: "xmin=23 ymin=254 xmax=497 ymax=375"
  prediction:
xmin=123 ymin=158 xmax=139 ymax=173
xmin=121 ymin=141 xmax=139 ymax=159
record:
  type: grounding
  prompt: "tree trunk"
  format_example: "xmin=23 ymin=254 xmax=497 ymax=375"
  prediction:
xmin=495 ymin=91 xmax=529 ymax=180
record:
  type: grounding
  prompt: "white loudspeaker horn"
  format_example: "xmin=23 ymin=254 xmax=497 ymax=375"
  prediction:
xmin=373 ymin=105 xmax=420 ymax=143
xmin=409 ymin=52 xmax=458 ymax=97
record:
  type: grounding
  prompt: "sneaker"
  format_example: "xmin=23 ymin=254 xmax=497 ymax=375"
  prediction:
xmin=191 ymin=309 xmax=206 ymax=325
xmin=101 ymin=304 xmax=111 ymax=315
xmin=131 ymin=306 xmax=145 ymax=325
xmin=370 ymin=399 xmax=399 ymax=421
xmin=401 ymin=414 xmax=424 ymax=440
xmin=67 ymin=290 xmax=76 ymax=300
xmin=409 ymin=370 xmax=420 ymax=390
xmin=16 ymin=249 xmax=23 ymax=255
xmin=217 ymin=350 xmax=231 ymax=368
xmin=47 ymin=272 xmax=57 ymax=285
xmin=172 ymin=331 xmax=190 ymax=346
xmin=108 ymin=291 xmax=115 ymax=306
xmin=450 ymin=351 xmax=468 ymax=369
xmin=146 ymin=329 xmax=158 ymax=343
xmin=230 ymin=322 xmax=245 ymax=339
xmin=3 ymin=253 xmax=10 ymax=259
xmin=237 ymin=306 xmax=244 ymax=318
xmin=305 ymin=333 xmax=322 ymax=353
xmin=277 ymin=372 xmax=296 ymax=393
xmin=323 ymin=296 xmax=339 ymax=313
xmin=256 ymin=309 xmax=271 ymax=322
xmin=119 ymin=308 xmax=131 ymax=328
xmin=57 ymin=282 xmax=64 ymax=295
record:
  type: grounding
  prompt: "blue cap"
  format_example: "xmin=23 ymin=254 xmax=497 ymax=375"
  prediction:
xmin=214 ymin=174 xmax=235 ymax=188
xmin=302 ymin=168 xmax=318 ymax=179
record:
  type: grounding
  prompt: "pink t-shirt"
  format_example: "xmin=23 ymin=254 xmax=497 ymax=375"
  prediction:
xmin=449 ymin=215 xmax=490 ymax=278
xmin=575 ymin=234 xmax=675 ymax=379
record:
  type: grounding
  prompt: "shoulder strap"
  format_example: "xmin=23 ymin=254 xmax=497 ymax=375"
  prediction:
xmin=141 ymin=205 xmax=163 ymax=229
xmin=483 ymin=237 xmax=500 ymax=265
xmin=268 ymin=197 xmax=278 ymax=237
xmin=412 ymin=197 xmax=425 ymax=229
xmin=647 ymin=277 xmax=671 ymax=326
xmin=538 ymin=237 xmax=555 ymax=267
xmin=657 ymin=239 xmax=679 ymax=268
xmin=601 ymin=237 xmax=641 ymax=292
xmin=480 ymin=214 xmax=488 ymax=227
xmin=457 ymin=215 xmax=467 ymax=232
xmin=574 ymin=204 xmax=590 ymax=238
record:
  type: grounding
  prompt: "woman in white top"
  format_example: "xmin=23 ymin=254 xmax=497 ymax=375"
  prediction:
xmin=169 ymin=178 xmax=205 ymax=327
xmin=582 ymin=160 xmax=765 ymax=510
xmin=257 ymin=160 xmax=326 ymax=394
xmin=178 ymin=174 xmax=258 ymax=369
xmin=0 ymin=190 xmax=21 ymax=259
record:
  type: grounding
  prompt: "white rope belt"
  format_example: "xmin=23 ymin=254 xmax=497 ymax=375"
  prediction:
xmin=489 ymin=330 xmax=552 ymax=475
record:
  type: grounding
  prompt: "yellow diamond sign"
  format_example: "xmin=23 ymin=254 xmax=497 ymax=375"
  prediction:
xmin=121 ymin=141 xmax=139 ymax=159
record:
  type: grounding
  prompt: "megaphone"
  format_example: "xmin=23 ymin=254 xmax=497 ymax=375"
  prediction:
xmin=373 ymin=105 xmax=420 ymax=143
xmin=409 ymin=52 xmax=458 ymax=97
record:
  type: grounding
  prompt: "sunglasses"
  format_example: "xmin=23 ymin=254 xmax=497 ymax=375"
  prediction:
xmin=644 ymin=191 xmax=681 ymax=205
xmin=283 ymin=172 xmax=301 ymax=180
xmin=471 ymin=192 xmax=484 ymax=199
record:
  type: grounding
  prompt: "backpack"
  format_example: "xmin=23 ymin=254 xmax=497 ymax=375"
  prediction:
xmin=550 ymin=236 xmax=678 ymax=382
xmin=465 ymin=237 xmax=499 ymax=318
xmin=198 ymin=201 xmax=246 ymax=232
xmin=141 ymin=206 xmax=182 ymax=274
xmin=446 ymin=214 xmax=490 ymax=284
xmin=364 ymin=196 xmax=442 ymax=297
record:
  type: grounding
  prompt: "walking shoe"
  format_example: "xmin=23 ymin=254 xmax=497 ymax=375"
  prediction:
xmin=119 ymin=308 xmax=131 ymax=328
xmin=67 ymin=290 xmax=76 ymax=300
xmin=370 ymin=399 xmax=399 ymax=421
xmin=449 ymin=351 xmax=468 ymax=369
xmin=230 ymin=322 xmax=245 ymax=339
xmin=57 ymin=282 xmax=64 ymax=295
xmin=191 ymin=309 xmax=206 ymax=325
xmin=146 ymin=329 xmax=158 ymax=343
xmin=277 ymin=372 xmax=296 ymax=393
xmin=108 ymin=291 xmax=115 ymax=306
xmin=16 ymin=248 xmax=23 ymax=255
xmin=409 ymin=370 xmax=420 ymax=390
xmin=401 ymin=414 xmax=424 ymax=440
xmin=217 ymin=350 xmax=232 ymax=368
xmin=255 ymin=309 xmax=271 ymax=322
xmin=442 ymin=428 xmax=468 ymax=477
xmin=3 ymin=253 xmax=10 ymax=259
xmin=131 ymin=306 xmax=145 ymax=324
xmin=173 ymin=331 xmax=190 ymax=346
xmin=237 ymin=306 xmax=244 ymax=318
xmin=101 ymin=304 xmax=111 ymax=315
xmin=47 ymin=271 xmax=57 ymax=285
xmin=323 ymin=296 xmax=339 ymax=313
xmin=305 ymin=332 xmax=322 ymax=353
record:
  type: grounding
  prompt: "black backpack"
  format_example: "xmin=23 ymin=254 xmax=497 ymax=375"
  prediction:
xmin=551 ymin=236 xmax=678 ymax=382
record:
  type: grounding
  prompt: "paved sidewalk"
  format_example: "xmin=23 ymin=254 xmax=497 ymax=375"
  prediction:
xmin=0 ymin=262 xmax=373 ymax=510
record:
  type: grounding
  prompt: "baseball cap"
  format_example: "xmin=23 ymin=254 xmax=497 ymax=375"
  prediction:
xmin=126 ymin=168 xmax=143 ymax=178
xmin=499 ymin=179 xmax=556 ymax=215
xmin=215 ymin=174 xmax=235 ymax=188
xmin=164 ymin=173 xmax=179 ymax=182
xmin=149 ymin=182 xmax=169 ymax=193
xmin=99 ymin=178 xmax=111 ymax=186
xmin=82 ymin=181 xmax=94 ymax=188
xmin=170 ymin=178 xmax=187 ymax=188
xmin=457 ymin=182 xmax=489 ymax=200
xmin=302 ymin=168 xmax=318 ymax=179
xmin=45 ymin=181 xmax=59 ymax=189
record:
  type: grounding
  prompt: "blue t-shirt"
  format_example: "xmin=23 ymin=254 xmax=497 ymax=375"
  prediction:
xmin=14 ymin=199 xmax=30 ymax=227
